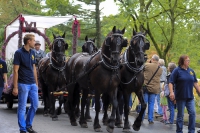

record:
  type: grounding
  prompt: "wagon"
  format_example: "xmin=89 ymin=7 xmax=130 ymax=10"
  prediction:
xmin=1 ymin=14 xmax=72 ymax=108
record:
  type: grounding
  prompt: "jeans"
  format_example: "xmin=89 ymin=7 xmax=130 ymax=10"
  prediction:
xmin=156 ymin=93 xmax=163 ymax=115
xmin=0 ymin=87 xmax=3 ymax=101
xmin=18 ymin=83 xmax=38 ymax=131
xmin=167 ymin=96 xmax=175 ymax=123
xmin=129 ymin=95 xmax=132 ymax=107
xmin=176 ymin=99 xmax=195 ymax=133
xmin=143 ymin=92 xmax=156 ymax=122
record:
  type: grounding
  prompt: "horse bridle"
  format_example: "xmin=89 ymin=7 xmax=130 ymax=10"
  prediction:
xmin=52 ymin=38 xmax=66 ymax=56
xmin=84 ymin=40 xmax=96 ymax=54
xmin=103 ymin=33 xmax=124 ymax=65
xmin=50 ymin=37 xmax=66 ymax=71
xmin=129 ymin=34 xmax=149 ymax=66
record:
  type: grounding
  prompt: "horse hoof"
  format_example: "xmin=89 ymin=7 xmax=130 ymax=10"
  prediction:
xmin=71 ymin=122 xmax=78 ymax=126
xmin=122 ymin=128 xmax=131 ymax=133
xmin=102 ymin=120 xmax=108 ymax=126
xmin=52 ymin=117 xmax=58 ymax=121
xmin=94 ymin=128 xmax=103 ymax=132
xmin=43 ymin=113 xmax=48 ymax=117
xmin=80 ymin=123 xmax=88 ymax=128
xmin=86 ymin=118 xmax=92 ymax=122
xmin=132 ymin=124 xmax=140 ymax=131
xmin=106 ymin=126 xmax=114 ymax=133
xmin=115 ymin=124 xmax=123 ymax=128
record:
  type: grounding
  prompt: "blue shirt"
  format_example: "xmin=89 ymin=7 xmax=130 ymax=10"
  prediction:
xmin=13 ymin=46 xmax=36 ymax=84
xmin=169 ymin=66 xmax=197 ymax=100
xmin=0 ymin=59 xmax=8 ymax=87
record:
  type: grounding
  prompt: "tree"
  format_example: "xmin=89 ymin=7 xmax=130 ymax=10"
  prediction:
xmin=117 ymin=0 xmax=200 ymax=64
xmin=0 ymin=0 xmax=44 ymax=26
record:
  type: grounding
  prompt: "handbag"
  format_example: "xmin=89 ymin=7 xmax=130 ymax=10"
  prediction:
xmin=164 ymin=84 xmax=170 ymax=96
xmin=143 ymin=66 xmax=160 ymax=93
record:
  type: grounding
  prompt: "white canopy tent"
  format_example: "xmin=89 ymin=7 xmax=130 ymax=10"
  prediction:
xmin=4 ymin=14 xmax=72 ymax=60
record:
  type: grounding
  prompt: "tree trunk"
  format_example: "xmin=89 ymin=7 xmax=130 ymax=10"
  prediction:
xmin=96 ymin=0 xmax=101 ymax=48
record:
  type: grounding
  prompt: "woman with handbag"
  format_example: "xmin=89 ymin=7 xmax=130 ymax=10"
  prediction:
xmin=143 ymin=54 xmax=162 ymax=124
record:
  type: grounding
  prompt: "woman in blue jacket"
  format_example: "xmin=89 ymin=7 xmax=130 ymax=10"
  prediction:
xmin=169 ymin=55 xmax=200 ymax=133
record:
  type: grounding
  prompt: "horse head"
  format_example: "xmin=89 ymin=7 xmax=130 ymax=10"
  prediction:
xmin=129 ymin=29 xmax=150 ymax=66
xmin=51 ymin=32 xmax=68 ymax=64
xmin=82 ymin=36 xmax=98 ymax=54
xmin=102 ymin=26 xmax=128 ymax=65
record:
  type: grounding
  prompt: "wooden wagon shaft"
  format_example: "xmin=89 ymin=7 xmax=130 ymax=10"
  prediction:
xmin=50 ymin=91 xmax=95 ymax=97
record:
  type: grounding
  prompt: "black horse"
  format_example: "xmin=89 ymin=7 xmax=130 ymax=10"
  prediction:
xmin=38 ymin=32 xmax=68 ymax=121
xmin=66 ymin=26 xmax=128 ymax=132
xmin=56 ymin=35 xmax=98 ymax=119
xmin=82 ymin=36 xmax=98 ymax=54
xmin=119 ymin=30 xmax=150 ymax=132
xmin=82 ymin=35 xmax=98 ymax=122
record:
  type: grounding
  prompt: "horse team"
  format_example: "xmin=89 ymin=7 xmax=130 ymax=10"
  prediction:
xmin=37 ymin=26 xmax=150 ymax=133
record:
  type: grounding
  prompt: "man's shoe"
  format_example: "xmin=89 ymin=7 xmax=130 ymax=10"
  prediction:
xmin=149 ymin=121 xmax=154 ymax=124
xmin=20 ymin=131 xmax=26 ymax=133
xmin=26 ymin=127 xmax=37 ymax=133
xmin=155 ymin=114 xmax=163 ymax=117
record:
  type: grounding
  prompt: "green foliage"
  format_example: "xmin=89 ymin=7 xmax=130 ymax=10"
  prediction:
xmin=5 ymin=56 xmax=14 ymax=77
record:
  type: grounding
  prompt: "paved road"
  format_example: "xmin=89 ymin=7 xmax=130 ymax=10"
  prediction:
xmin=0 ymin=101 xmax=198 ymax=133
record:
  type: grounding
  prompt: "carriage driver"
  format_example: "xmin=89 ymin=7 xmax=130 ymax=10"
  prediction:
xmin=33 ymin=40 xmax=45 ymax=66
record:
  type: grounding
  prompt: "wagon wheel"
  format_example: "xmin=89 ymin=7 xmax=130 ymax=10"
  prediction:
xmin=7 ymin=100 xmax=13 ymax=109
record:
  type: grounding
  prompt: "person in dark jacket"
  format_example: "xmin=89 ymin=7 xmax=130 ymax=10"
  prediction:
xmin=33 ymin=40 xmax=45 ymax=66
xmin=0 ymin=58 xmax=8 ymax=101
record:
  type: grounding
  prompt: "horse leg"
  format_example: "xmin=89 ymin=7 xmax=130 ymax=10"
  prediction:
xmin=67 ymin=84 xmax=78 ymax=126
xmin=106 ymin=89 xmax=118 ymax=133
xmin=102 ymin=93 xmax=109 ymax=126
xmin=50 ymin=93 xmax=58 ymax=121
xmin=85 ymin=96 xmax=92 ymax=122
xmin=122 ymin=92 xmax=131 ymax=132
xmin=40 ymin=80 xmax=49 ymax=116
xmin=75 ymin=87 xmax=80 ymax=119
xmin=79 ymin=88 xmax=88 ymax=128
xmin=93 ymin=93 xmax=102 ymax=132
xmin=56 ymin=95 xmax=63 ymax=115
xmin=132 ymin=90 xmax=146 ymax=131
xmin=64 ymin=96 xmax=68 ymax=114
xmin=115 ymin=90 xmax=123 ymax=128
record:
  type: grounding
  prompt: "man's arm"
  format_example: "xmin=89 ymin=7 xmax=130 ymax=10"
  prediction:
xmin=169 ymin=83 xmax=175 ymax=101
xmin=33 ymin=64 xmax=38 ymax=87
xmin=12 ymin=65 xmax=19 ymax=96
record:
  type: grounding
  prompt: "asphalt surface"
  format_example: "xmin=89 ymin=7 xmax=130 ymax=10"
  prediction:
xmin=0 ymin=101 xmax=199 ymax=133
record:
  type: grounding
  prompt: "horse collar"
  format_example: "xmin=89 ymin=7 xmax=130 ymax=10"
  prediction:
xmin=124 ymin=49 xmax=144 ymax=73
xmin=49 ymin=57 xmax=66 ymax=71
xmin=100 ymin=50 xmax=120 ymax=71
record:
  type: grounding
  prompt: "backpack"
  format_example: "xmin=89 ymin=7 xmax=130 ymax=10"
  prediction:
xmin=164 ymin=84 xmax=170 ymax=96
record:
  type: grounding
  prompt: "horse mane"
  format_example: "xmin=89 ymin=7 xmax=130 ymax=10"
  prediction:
xmin=106 ymin=31 xmax=113 ymax=37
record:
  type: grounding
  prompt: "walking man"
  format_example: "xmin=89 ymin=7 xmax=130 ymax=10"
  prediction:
xmin=12 ymin=34 xmax=38 ymax=133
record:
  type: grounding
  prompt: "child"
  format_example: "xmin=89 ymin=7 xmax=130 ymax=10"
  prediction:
xmin=160 ymin=91 xmax=168 ymax=124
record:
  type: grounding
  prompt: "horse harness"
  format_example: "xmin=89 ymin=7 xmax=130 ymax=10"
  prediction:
xmin=117 ymin=47 xmax=144 ymax=85
xmin=67 ymin=49 xmax=121 ymax=89
xmin=40 ymin=56 xmax=67 ymax=91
